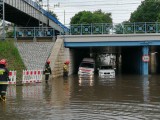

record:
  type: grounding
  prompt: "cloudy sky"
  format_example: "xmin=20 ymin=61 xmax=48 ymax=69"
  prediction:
xmin=40 ymin=0 xmax=144 ymax=25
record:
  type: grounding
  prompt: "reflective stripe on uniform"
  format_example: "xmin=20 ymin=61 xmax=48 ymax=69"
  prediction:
xmin=0 ymin=81 xmax=8 ymax=84
xmin=45 ymin=73 xmax=50 ymax=75
xmin=1 ymin=91 xmax=6 ymax=93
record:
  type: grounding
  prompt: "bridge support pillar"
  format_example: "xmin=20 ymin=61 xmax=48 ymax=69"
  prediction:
xmin=142 ymin=46 xmax=149 ymax=75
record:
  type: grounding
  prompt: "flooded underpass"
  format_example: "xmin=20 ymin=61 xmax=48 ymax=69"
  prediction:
xmin=1 ymin=75 xmax=160 ymax=120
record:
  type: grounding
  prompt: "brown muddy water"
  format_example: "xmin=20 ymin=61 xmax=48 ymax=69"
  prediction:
xmin=1 ymin=75 xmax=160 ymax=120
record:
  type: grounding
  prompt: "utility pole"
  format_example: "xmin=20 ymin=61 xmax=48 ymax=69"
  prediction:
xmin=54 ymin=3 xmax=65 ymax=25
xmin=2 ymin=0 xmax=5 ymax=40
xmin=0 ymin=0 xmax=5 ymax=40
xmin=47 ymin=0 xmax=49 ymax=12
xmin=47 ymin=0 xmax=49 ymax=26
xmin=64 ymin=10 xmax=65 ymax=25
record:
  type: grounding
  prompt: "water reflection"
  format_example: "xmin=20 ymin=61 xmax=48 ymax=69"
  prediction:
xmin=7 ymin=86 xmax=16 ymax=98
xmin=22 ymin=84 xmax=43 ymax=100
xmin=1 ymin=75 xmax=160 ymax=119
xmin=97 ymin=77 xmax=116 ymax=86
xmin=142 ymin=76 xmax=150 ymax=103
xmin=78 ymin=76 xmax=94 ymax=86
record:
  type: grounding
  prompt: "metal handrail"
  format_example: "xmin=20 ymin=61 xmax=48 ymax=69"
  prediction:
xmin=15 ymin=27 xmax=55 ymax=38
xmin=69 ymin=22 xmax=160 ymax=35
xmin=14 ymin=22 xmax=160 ymax=38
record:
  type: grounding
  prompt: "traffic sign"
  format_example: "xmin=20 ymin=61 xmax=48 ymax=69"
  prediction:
xmin=142 ymin=55 xmax=150 ymax=62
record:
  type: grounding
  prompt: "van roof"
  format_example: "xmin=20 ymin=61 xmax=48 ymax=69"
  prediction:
xmin=82 ymin=58 xmax=95 ymax=62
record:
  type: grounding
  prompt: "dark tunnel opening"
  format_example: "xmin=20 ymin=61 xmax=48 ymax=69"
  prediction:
xmin=71 ymin=46 xmax=160 ymax=75
xmin=121 ymin=46 xmax=142 ymax=75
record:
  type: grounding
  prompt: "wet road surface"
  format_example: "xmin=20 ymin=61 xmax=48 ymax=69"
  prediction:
xmin=1 ymin=75 xmax=160 ymax=120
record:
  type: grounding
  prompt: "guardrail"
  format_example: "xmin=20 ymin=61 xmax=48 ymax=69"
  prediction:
xmin=14 ymin=22 xmax=160 ymax=38
xmin=15 ymin=27 xmax=55 ymax=38
xmin=69 ymin=22 xmax=160 ymax=35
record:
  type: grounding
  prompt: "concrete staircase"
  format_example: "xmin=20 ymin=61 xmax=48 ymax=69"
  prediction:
xmin=15 ymin=42 xmax=54 ymax=70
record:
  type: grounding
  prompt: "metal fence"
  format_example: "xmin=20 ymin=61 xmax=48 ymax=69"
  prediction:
xmin=13 ymin=22 xmax=160 ymax=38
xmin=69 ymin=22 xmax=160 ymax=35
xmin=15 ymin=27 xmax=55 ymax=38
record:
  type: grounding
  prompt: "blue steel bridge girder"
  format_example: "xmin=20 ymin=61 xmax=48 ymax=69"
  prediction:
xmin=64 ymin=41 xmax=160 ymax=48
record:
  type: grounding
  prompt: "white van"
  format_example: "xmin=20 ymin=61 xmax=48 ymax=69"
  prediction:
xmin=78 ymin=58 xmax=95 ymax=77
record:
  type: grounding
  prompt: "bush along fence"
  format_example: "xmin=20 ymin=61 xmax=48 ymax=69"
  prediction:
xmin=8 ymin=70 xmax=43 ymax=85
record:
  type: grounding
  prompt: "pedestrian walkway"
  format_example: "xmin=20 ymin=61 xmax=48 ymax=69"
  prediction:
xmin=15 ymin=42 xmax=54 ymax=70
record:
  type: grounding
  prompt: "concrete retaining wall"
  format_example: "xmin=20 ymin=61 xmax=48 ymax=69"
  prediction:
xmin=49 ymin=38 xmax=74 ymax=78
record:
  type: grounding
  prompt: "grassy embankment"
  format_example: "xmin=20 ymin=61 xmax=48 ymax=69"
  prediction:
xmin=0 ymin=39 xmax=26 ymax=83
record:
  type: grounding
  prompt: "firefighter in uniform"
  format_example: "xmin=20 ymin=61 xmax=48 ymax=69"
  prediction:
xmin=63 ymin=60 xmax=70 ymax=77
xmin=44 ymin=60 xmax=52 ymax=83
xmin=0 ymin=59 xmax=9 ymax=101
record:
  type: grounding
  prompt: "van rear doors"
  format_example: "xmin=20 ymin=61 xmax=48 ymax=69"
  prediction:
xmin=78 ymin=58 xmax=95 ymax=77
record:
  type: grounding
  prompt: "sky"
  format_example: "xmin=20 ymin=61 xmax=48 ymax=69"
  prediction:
xmin=37 ymin=0 xmax=144 ymax=25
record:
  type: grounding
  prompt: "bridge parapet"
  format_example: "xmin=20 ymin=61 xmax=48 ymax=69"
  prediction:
xmin=15 ymin=27 xmax=55 ymax=39
xmin=69 ymin=22 xmax=160 ymax=35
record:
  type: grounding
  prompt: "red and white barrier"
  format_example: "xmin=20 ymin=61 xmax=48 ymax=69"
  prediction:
xmin=22 ymin=70 xmax=43 ymax=84
xmin=8 ymin=71 xmax=16 ymax=84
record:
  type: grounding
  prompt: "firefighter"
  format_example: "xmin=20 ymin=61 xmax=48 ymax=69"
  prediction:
xmin=63 ymin=60 xmax=70 ymax=77
xmin=44 ymin=60 xmax=52 ymax=83
xmin=0 ymin=59 xmax=9 ymax=101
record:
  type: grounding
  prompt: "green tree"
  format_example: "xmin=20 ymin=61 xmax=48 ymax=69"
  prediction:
xmin=114 ymin=21 xmax=130 ymax=34
xmin=70 ymin=9 xmax=112 ymax=24
xmin=48 ymin=10 xmax=58 ymax=20
xmin=157 ymin=13 xmax=160 ymax=22
xmin=130 ymin=0 xmax=160 ymax=22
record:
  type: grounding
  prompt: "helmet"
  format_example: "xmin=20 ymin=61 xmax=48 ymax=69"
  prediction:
xmin=46 ymin=60 xmax=50 ymax=64
xmin=0 ymin=59 xmax=7 ymax=66
xmin=64 ymin=60 xmax=70 ymax=64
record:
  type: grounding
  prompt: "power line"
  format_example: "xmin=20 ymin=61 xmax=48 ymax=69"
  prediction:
xmin=54 ymin=8 xmax=138 ymax=13
xmin=48 ymin=2 xmax=141 ymax=8
xmin=49 ymin=0 xmax=142 ymax=4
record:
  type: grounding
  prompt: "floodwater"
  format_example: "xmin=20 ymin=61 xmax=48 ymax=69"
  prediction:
xmin=1 ymin=75 xmax=160 ymax=120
